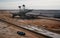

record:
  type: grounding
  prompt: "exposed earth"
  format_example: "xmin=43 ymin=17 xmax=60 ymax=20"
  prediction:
xmin=0 ymin=10 xmax=60 ymax=38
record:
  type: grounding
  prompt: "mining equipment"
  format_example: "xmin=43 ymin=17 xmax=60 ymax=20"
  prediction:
xmin=12 ymin=5 xmax=34 ymax=19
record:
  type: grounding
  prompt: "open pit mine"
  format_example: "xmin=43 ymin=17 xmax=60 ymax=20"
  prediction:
xmin=0 ymin=5 xmax=60 ymax=38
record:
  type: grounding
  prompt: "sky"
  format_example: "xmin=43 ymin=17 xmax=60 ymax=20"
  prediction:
xmin=0 ymin=0 xmax=60 ymax=10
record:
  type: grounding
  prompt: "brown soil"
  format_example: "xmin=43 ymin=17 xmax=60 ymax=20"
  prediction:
xmin=0 ymin=10 xmax=60 ymax=35
xmin=0 ymin=20 xmax=45 ymax=38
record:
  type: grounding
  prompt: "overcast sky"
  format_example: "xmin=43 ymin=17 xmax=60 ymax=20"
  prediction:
xmin=0 ymin=0 xmax=60 ymax=10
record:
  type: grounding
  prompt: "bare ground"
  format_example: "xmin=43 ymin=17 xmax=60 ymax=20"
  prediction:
xmin=0 ymin=10 xmax=60 ymax=38
xmin=0 ymin=20 xmax=45 ymax=38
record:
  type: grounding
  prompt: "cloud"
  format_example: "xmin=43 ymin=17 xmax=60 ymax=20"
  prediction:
xmin=0 ymin=2 xmax=18 ymax=9
xmin=0 ymin=0 xmax=60 ymax=9
xmin=23 ymin=0 xmax=60 ymax=9
xmin=0 ymin=0 xmax=21 ymax=2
